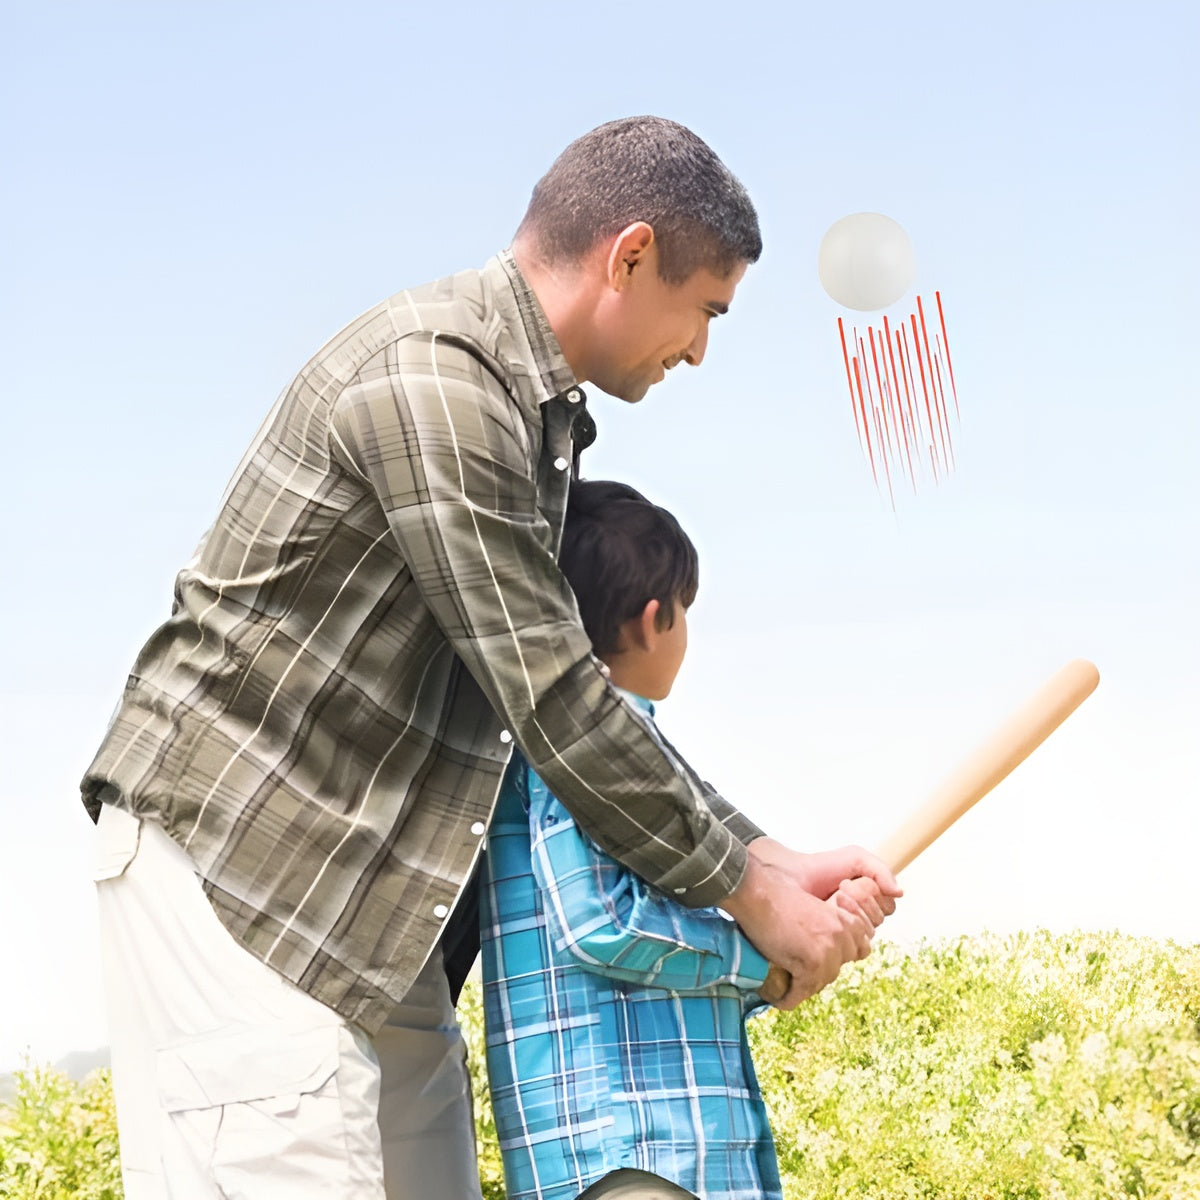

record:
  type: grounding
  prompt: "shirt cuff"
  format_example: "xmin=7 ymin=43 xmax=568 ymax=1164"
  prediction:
xmin=701 ymin=787 xmax=766 ymax=846
xmin=651 ymin=821 xmax=749 ymax=909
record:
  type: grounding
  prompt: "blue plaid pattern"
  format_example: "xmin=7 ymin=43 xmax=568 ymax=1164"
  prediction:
xmin=481 ymin=700 xmax=783 ymax=1200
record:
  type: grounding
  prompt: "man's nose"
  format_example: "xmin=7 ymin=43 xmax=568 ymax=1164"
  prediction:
xmin=683 ymin=321 xmax=710 ymax=367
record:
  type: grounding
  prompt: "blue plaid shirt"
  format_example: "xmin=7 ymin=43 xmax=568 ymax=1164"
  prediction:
xmin=480 ymin=696 xmax=783 ymax=1200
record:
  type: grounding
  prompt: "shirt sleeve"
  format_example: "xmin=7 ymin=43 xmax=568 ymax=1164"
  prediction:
xmin=650 ymin=720 xmax=765 ymax=846
xmin=329 ymin=333 xmax=752 ymax=908
xmin=526 ymin=766 xmax=771 ymax=994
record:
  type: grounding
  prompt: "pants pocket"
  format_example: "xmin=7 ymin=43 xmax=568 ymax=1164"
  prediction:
xmin=157 ymin=1022 xmax=377 ymax=1199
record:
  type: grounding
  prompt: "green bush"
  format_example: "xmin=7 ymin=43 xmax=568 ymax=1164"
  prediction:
xmin=0 ymin=1062 xmax=122 ymax=1199
xmin=459 ymin=977 xmax=507 ymax=1199
xmin=4 ymin=932 xmax=1197 ymax=1198
xmin=748 ymin=931 xmax=1200 ymax=1199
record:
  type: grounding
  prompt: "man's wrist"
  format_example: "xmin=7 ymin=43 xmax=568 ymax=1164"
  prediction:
xmin=719 ymin=850 xmax=770 ymax=926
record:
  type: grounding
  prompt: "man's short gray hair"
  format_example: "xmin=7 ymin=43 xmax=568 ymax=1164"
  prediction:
xmin=516 ymin=116 xmax=762 ymax=285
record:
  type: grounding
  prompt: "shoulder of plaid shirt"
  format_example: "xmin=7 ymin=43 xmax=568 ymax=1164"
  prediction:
xmin=80 ymin=249 xmax=766 ymax=1035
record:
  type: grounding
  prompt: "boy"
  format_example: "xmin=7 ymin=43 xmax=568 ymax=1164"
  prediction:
xmin=480 ymin=480 xmax=787 ymax=1200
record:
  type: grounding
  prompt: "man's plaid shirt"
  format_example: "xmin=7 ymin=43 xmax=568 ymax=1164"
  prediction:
xmin=82 ymin=251 xmax=763 ymax=1033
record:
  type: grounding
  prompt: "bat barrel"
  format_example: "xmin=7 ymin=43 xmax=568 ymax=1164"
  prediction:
xmin=875 ymin=658 xmax=1100 ymax=874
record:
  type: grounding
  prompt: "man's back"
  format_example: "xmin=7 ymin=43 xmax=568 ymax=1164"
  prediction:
xmin=84 ymin=252 xmax=587 ymax=1029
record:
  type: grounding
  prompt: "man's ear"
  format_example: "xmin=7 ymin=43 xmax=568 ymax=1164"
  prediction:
xmin=605 ymin=222 xmax=656 ymax=291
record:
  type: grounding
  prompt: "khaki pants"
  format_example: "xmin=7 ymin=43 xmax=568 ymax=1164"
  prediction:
xmin=577 ymin=1169 xmax=699 ymax=1197
xmin=94 ymin=805 xmax=483 ymax=1200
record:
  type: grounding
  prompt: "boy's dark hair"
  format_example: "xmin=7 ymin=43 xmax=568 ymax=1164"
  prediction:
xmin=516 ymin=115 xmax=762 ymax=286
xmin=559 ymin=479 xmax=699 ymax=658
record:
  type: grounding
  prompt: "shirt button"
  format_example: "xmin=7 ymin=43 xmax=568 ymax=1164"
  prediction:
xmin=470 ymin=820 xmax=486 ymax=836
xmin=499 ymin=729 xmax=513 ymax=744
xmin=566 ymin=388 xmax=583 ymax=404
xmin=553 ymin=456 xmax=569 ymax=471
xmin=674 ymin=887 xmax=686 ymax=895
xmin=433 ymin=903 xmax=449 ymax=919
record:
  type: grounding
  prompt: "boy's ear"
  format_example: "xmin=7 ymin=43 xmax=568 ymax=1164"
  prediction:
xmin=621 ymin=598 xmax=661 ymax=651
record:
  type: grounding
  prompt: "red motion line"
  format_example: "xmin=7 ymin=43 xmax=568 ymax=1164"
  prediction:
xmin=935 ymin=291 xmax=960 ymax=419
xmin=838 ymin=317 xmax=866 ymax=453
xmin=859 ymin=333 xmax=894 ymax=509
xmin=918 ymin=296 xmax=951 ymax=469
xmin=883 ymin=315 xmax=916 ymax=491
xmin=895 ymin=324 xmax=918 ymax=448
xmin=871 ymin=397 xmax=896 ymax=510
xmin=908 ymin=314 xmax=940 ymax=476
xmin=851 ymin=351 xmax=879 ymax=488
xmin=867 ymin=327 xmax=895 ymax=460
xmin=933 ymin=355 xmax=956 ymax=469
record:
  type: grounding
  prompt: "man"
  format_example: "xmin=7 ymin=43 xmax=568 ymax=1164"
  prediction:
xmin=84 ymin=116 xmax=901 ymax=1199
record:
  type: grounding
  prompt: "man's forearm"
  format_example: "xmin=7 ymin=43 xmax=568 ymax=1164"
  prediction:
xmin=332 ymin=341 xmax=751 ymax=906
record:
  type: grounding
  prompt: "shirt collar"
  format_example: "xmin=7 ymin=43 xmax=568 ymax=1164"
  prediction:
xmin=490 ymin=249 xmax=578 ymax=404
xmin=614 ymin=687 xmax=655 ymax=718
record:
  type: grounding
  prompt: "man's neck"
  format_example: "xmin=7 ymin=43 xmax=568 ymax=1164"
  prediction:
xmin=510 ymin=241 xmax=600 ymax=384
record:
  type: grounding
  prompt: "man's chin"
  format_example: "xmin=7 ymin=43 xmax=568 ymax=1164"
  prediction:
xmin=613 ymin=378 xmax=653 ymax=405
xmin=591 ymin=370 xmax=654 ymax=404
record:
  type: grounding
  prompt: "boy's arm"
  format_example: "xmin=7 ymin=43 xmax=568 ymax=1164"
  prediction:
xmin=528 ymin=771 xmax=772 ymax=995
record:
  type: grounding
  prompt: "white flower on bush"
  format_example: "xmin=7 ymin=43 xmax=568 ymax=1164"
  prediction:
xmin=1019 ymin=960 xmax=1051 ymax=989
xmin=1078 ymin=1030 xmax=1109 ymax=1069
xmin=1030 ymin=1031 xmax=1069 ymax=1079
xmin=814 ymin=1066 xmax=839 ymax=1096
xmin=926 ymin=1108 xmax=952 ymax=1136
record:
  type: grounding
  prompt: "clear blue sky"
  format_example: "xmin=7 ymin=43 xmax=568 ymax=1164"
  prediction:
xmin=2 ymin=0 xmax=1197 ymax=1069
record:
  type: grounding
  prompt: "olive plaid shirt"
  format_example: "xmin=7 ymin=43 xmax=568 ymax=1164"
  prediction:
xmin=82 ymin=251 xmax=763 ymax=1033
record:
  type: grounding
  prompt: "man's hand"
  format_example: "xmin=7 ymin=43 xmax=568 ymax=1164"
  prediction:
xmin=726 ymin=841 xmax=903 ymax=1010
xmin=747 ymin=837 xmax=902 ymax=903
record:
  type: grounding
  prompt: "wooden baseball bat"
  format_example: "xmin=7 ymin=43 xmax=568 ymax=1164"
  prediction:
xmin=874 ymin=657 xmax=1100 ymax=873
xmin=758 ymin=659 xmax=1099 ymax=1002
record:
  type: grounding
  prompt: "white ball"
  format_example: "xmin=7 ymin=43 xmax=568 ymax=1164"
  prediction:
xmin=818 ymin=212 xmax=916 ymax=311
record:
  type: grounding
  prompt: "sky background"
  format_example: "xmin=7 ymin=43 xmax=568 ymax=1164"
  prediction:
xmin=2 ymin=0 xmax=1197 ymax=1071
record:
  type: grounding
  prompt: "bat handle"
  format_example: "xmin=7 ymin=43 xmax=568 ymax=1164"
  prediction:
xmin=758 ymin=962 xmax=791 ymax=1003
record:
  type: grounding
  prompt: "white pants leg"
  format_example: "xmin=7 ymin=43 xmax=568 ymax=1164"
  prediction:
xmin=374 ymin=963 xmax=483 ymax=1198
xmin=94 ymin=804 xmax=482 ymax=1200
